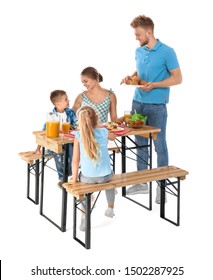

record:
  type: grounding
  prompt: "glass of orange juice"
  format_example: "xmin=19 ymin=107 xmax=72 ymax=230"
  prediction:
xmin=124 ymin=111 xmax=132 ymax=125
xmin=46 ymin=112 xmax=60 ymax=138
xmin=61 ymin=117 xmax=70 ymax=133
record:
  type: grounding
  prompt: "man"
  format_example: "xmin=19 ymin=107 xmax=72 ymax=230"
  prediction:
xmin=122 ymin=15 xmax=182 ymax=203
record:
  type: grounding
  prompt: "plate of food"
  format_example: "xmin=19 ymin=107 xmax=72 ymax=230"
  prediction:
xmin=122 ymin=75 xmax=147 ymax=87
xmin=103 ymin=121 xmax=124 ymax=131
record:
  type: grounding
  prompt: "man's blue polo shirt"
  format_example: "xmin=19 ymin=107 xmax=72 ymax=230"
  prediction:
xmin=134 ymin=39 xmax=180 ymax=104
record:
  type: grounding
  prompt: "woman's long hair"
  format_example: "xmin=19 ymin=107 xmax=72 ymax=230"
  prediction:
xmin=77 ymin=106 xmax=100 ymax=162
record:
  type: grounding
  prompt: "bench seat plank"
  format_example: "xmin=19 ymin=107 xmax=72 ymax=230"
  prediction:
xmin=18 ymin=151 xmax=53 ymax=164
xmin=63 ymin=166 xmax=188 ymax=198
xmin=18 ymin=151 xmax=42 ymax=164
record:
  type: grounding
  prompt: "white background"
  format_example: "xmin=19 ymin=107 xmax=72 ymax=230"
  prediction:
xmin=0 ymin=0 xmax=212 ymax=279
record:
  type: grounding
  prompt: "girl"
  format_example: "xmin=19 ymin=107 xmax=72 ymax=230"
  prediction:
xmin=70 ymin=105 xmax=116 ymax=231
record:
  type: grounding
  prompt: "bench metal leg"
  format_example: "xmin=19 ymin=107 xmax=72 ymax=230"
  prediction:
xmin=27 ymin=159 xmax=40 ymax=205
xmin=160 ymin=178 xmax=180 ymax=226
xmin=73 ymin=197 xmax=86 ymax=247
xmin=177 ymin=181 xmax=180 ymax=226
xmin=73 ymin=194 xmax=91 ymax=249
xmin=85 ymin=194 xmax=91 ymax=249
xmin=35 ymin=159 xmax=39 ymax=204
xmin=27 ymin=163 xmax=30 ymax=200
xmin=73 ymin=197 xmax=77 ymax=239
xmin=61 ymin=189 xmax=68 ymax=232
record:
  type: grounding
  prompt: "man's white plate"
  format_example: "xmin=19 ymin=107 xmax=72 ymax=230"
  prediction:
xmin=122 ymin=84 xmax=145 ymax=88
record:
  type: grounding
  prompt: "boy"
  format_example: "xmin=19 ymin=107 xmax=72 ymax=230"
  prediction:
xmin=35 ymin=90 xmax=76 ymax=187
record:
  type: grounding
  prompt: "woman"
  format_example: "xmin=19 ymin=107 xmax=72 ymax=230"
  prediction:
xmin=72 ymin=66 xmax=120 ymax=123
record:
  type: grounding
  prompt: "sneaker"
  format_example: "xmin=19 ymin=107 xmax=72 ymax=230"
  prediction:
xmin=126 ymin=183 xmax=149 ymax=195
xmin=44 ymin=149 xmax=54 ymax=157
xmin=57 ymin=181 xmax=63 ymax=189
xmin=155 ymin=185 xmax=167 ymax=204
xmin=105 ymin=208 xmax=115 ymax=218
xmin=79 ymin=215 xmax=86 ymax=231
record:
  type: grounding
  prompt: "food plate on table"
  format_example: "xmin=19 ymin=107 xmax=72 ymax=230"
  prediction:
xmin=109 ymin=127 xmax=124 ymax=132
xmin=102 ymin=121 xmax=124 ymax=132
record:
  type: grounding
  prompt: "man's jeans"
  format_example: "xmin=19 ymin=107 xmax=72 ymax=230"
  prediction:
xmin=132 ymin=100 xmax=168 ymax=170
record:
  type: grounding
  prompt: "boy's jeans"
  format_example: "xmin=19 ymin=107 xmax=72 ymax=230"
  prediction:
xmin=53 ymin=143 xmax=73 ymax=180
xmin=131 ymin=100 xmax=168 ymax=170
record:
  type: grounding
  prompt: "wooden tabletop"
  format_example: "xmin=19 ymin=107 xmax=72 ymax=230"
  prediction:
xmin=33 ymin=131 xmax=74 ymax=153
xmin=33 ymin=125 xmax=161 ymax=153
xmin=123 ymin=125 xmax=160 ymax=138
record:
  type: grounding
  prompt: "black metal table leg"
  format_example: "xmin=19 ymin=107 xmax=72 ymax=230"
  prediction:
xmin=61 ymin=143 xmax=69 ymax=232
xmin=160 ymin=179 xmax=166 ymax=219
xmin=120 ymin=133 xmax=153 ymax=211
xmin=121 ymin=136 xmax=126 ymax=196
xmin=85 ymin=194 xmax=91 ymax=249
xmin=40 ymin=147 xmax=45 ymax=214
xmin=39 ymin=143 xmax=70 ymax=231
xmin=149 ymin=134 xmax=152 ymax=210
xmin=112 ymin=150 xmax=115 ymax=173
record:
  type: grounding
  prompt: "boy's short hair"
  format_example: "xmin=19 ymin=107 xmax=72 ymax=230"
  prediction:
xmin=50 ymin=90 xmax=66 ymax=105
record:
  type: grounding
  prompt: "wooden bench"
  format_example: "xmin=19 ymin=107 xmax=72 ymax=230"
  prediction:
xmin=18 ymin=143 xmax=120 ymax=206
xmin=18 ymin=151 xmax=53 ymax=204
xmin=63 ymin=165 xmax=188 ymax=249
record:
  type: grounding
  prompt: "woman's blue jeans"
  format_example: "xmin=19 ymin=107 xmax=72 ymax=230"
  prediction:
xmin=131 ymin=100 xmax=168 ymax=170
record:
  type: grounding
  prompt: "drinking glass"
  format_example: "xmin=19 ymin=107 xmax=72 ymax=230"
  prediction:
xmin=124 ymin=111 xmax=132 ymax=124
xmin=61 ymin=117 xmax=70 ymax=133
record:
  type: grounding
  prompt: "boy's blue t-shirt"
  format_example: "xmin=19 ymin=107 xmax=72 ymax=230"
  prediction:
xmin=134 ymin=39 xmax=180 ymax=104
xmin=75 ymin=127 xmax=112 ymax=177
